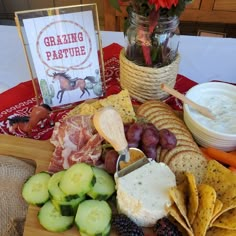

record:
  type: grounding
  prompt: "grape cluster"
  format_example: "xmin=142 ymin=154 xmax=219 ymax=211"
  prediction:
xmin=125 ymin=122 xmax=177 ymax=160
xmin=102 ymin=122 xmax=177 ymax=174
xmin=112 ymin=213 xmax=144 ymax=236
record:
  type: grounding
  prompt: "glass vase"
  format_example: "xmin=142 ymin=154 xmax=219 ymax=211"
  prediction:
xmin=125 ymin=11 xmax=180 ymax=68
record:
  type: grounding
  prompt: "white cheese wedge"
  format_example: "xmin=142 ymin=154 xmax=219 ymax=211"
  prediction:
xmin=116 ymin=160 xmax=176 ymax=227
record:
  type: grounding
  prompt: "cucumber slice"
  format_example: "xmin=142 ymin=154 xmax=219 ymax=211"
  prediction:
xmin=75 ymin=200 xmax=112 ymax=236
xmin=22 ymin=172 xmax=51 ymax=206
xmin=38 ymin=201 xmax=74 ymax=232
xmin=80 ymin=223 xmax=110 ymax=236
xmin=48 ymin=170 xmax=68 ymax=202
xmin=87 ymin=167 xmax=115 ymax=200
xmin=52 ymin=195 xmax=85 ymax=216
xmin=59 ymin=163 xmax=95 ymax=198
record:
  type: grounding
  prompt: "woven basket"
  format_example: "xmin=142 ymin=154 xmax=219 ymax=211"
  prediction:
xmin=119 ymin=48 xmax=180 ymax=102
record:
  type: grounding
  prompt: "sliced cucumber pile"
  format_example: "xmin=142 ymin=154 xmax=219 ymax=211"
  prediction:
xmin=22 ymin=162 xmax=115 ymax=234
xmin=75 ymin=200 xmax=112 ymax=236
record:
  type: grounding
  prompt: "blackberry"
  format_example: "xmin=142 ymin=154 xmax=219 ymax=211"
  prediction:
xmin=111 ymin=213 xmax=144 ymax=236
xmin=154 ymin=217 xmax=182 ymax=236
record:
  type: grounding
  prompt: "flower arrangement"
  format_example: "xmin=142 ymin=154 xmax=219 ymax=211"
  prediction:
xmin=109 ymin=0 xmax=193 ymax=18
xmin=109 ymin=0 xmax=193 ymax=67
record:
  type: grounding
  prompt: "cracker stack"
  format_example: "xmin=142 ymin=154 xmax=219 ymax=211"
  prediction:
xmin=137 ymin=100 xmax=208 ymax=184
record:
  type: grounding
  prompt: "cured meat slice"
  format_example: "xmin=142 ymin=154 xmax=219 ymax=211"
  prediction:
xmin=48 ymin=115 xmax=103 ymax=173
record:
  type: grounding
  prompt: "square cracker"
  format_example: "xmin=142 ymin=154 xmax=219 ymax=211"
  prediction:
xmin=99 ymin=89 xmax=136 ymax=123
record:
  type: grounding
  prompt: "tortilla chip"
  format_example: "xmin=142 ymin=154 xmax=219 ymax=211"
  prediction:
xmin=219 ymin=186 xmax=236 ymax=212
xmin=169 ymin=186 xmax=191 ymax=229
xmin=192 ymin=184 xmax=216 ymax=236
xmin=209 ymin=198 xmax=223 ymax=226
xmin=185 ymin=172 xmax=199 ymax=224
xmin=212 ymin=207 xmax=236 ymax=230
xmin=206 ymin=227 xmax=236 ymax=236
xmin=168 ymin=204 xmax=194 ymax=236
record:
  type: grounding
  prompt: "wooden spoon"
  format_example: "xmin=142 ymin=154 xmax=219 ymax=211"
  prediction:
xmin=161 ymin=84 xmax=215 ymax=120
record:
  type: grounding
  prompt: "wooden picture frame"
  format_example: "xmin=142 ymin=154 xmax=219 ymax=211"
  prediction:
xmin=15 ymin=4 xmax=105 ymax=110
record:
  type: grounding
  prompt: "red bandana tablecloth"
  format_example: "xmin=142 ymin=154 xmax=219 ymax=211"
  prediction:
xmin=0 ymin=43 xmax=197 ymax=140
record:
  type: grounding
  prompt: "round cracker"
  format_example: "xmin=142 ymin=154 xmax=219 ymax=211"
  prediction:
xmin=151 ymin=116 xmax=186 ymax=130
xmin=150 ymin=115 xmax=184 ymax=130
xmin=143 ymin=111 xmax=177 ymax=124
xmin=157 ymin=117 xmax=187 ymax=129
xmin=163 ymin=145 xmax=200 ymax=165
xmin=168 ymin=150 xmax=208 ymax=185
xmin=156 ymin=145 xmax=162 ymax=162
xmin=137 ymin=107 xmax=175 ymax=122
xmin=144 ymin=110 xmax=176 ymax=121
xmin=159 ymin=148 xmax=169 ymax=163
xmin=177 ymin=139 xmax=200 ymax=152
xmin=137 ymin=100 xmax=172 ymax=112
xmin=165 ymin=127 xmax=194 ymax=140
xmin=138 ymin=103 xmax=175 ymax=116
xmin=158 ymin=123 xmax=191 ymax=135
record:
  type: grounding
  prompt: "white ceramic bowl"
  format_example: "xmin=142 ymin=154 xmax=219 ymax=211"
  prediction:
xmin=183 ymin=82 xmax=236 ymax=151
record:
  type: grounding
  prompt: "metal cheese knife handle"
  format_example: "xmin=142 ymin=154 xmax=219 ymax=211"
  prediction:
xmin=93 ymin=106 xmax=130 ymax=166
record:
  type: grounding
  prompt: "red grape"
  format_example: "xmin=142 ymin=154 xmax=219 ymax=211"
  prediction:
xmin=104 ymin=149 xmax=119 ymax=174
xmin=126 ymin=122 xmax=143 ymax=145
xmin=143 ymin=122 xmax=158 ymax=131
xmin=141 ymin=126 xmax=159 ymax=147
xmin=128 ymin=142 xmax=139 ymax=148
xmin=159 ymin=129 xmax=177 ymax=150
xmin=141 ymin=145 xmax=157 ymax=160
xmin=124 ymin=123 xmax=131 ymax=134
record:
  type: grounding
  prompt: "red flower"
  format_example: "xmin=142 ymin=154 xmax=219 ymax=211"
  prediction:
xmin=148 ymin=0 xmax=178 ymax=10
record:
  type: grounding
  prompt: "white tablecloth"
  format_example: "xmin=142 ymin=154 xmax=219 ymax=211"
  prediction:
xmin=0 ymin=26 xmax=235 ymax=93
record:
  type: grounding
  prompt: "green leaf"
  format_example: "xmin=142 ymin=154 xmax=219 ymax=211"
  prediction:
xmin=109 ymin=0 xmax=121 ymax=11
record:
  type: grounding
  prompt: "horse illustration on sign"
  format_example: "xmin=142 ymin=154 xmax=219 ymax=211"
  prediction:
xmin=52 ymin=72 xmax=98 ymax=103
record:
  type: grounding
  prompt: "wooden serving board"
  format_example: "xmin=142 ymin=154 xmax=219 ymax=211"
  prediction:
xmin=0 ymin=134 xmax=154 ymax=236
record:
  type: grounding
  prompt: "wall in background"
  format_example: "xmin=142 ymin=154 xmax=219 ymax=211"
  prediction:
xmin=0 ymin=0 xmax=236 ymax=37
xmin=0 ymin=0 xmax=104 ymax=27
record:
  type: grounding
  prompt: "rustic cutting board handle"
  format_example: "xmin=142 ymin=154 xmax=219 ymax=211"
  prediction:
xmin=0 ymin=134 xmax=54 ymax=172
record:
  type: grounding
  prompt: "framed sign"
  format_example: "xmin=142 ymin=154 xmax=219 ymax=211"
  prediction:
xmin=15 ymin=4 xmax=105 ymax=110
